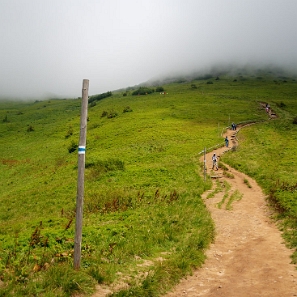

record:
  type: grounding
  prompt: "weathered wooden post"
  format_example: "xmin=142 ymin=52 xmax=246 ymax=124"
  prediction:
xmin=74 ymin=79 xmax=89 ymax=270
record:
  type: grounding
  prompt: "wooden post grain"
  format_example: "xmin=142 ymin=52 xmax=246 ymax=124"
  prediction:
xmin=74 ymin=79 xmax=89 ymax=270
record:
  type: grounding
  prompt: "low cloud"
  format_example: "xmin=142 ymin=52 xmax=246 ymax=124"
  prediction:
xmin=1 ymin=0 xmax=297 ymax=99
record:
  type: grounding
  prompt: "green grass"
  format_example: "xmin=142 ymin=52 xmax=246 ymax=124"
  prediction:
xmin=0 ymin=72 xmax=297 ymax=295
xmin=243 ymin=178 xmax=252 ymax=188
xmin=216 ymin=180 xmax=231 ymax=209
xmin=225 ymin=190 xmax=243 ymax=210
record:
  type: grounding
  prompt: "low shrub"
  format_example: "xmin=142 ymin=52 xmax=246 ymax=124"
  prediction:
xmin=68 ymin=140 xmax=78 ymax=153
xmin=27 ymin=125 xmax=34 ymax=132
xmin=123 ymin=106 xmax=133 ymax=113
xmin=101 ymin=110 xmax=108 ymax=117
xmin=107 ymin=111 xmax=118 ymax=118
xmin=132 ymin=87 xmax=154 ymax=96
xmin=90 ymin=101 xmax=96 ymax=107
xmin=2 ymin=115 xmax=8 ymax=123
xmin=88 ymin=91 xmax=112 ymax=104
xmin=155 ymin=86 xmax=164 ymax=92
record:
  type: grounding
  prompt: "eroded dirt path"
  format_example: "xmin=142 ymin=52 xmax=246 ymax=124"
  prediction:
xmin=164 ymin=125 xmax=297 ymax=297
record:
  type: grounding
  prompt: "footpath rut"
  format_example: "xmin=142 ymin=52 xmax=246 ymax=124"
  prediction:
xmin=164 ymin=125 xmax=297 ymax=296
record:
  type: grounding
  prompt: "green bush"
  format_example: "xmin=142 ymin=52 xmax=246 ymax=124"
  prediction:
xmin=88 ymin=91 xmax=112 ymax=104
xmin=107 ymin=111 xmax=118 ymax=118
xmin=90 ymin=101 xmax=96 ymax=107
xmin=27 ymin=125 xmax=34 ymax=132
xmin=68 ymin=140 xmax=78 ymax=153
xmin=101 ymin=110 xmax=118 ymax=118
xmin=155 ymin=86 xmax=164 ymax=92
xmin=101 ymin=110 xmax=108 ymax=117
xmin=132 ymin=87 xmax=154 ymax=96
xmin=123 ymin=106 xmax=133 ymax=113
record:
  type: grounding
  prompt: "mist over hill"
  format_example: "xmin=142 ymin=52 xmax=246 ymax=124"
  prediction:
xmin=148 ymin=64 xmax=296 ymax=86
xmin=1 ymin=1 xmax=297 ymax=99
xmin=117 ymin=63 xmax=297 ymax=92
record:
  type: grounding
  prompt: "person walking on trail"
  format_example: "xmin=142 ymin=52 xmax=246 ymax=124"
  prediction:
xmin=225 ymin=136 xmax=229 ymax=147
xmin=212 ymin=153 xmax=218 ymax=170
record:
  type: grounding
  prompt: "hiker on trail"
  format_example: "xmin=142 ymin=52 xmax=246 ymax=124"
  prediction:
xmin=225 ymin=136 xmax=229 ymax=147
xmin=212 ymin=153 xmax=218 ymax=170
xmin=231 ymin=122 xmax=237 ymax=130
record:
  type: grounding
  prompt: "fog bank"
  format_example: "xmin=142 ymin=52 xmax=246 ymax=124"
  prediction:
xmin=1 ymin=0 xmax=297 ymax=99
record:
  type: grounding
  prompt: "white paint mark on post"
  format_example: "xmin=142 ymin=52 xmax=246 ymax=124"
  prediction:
xmin=78 ymin=146 xmax=86 ymax=154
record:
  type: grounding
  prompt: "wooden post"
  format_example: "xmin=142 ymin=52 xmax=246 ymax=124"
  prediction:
xmin=74 ymin=79 xmax=89 ymax=270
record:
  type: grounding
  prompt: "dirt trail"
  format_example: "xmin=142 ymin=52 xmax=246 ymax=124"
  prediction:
xmin=164 ymin=125 xmax=297 ymax=297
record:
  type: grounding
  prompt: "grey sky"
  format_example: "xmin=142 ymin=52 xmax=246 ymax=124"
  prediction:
xmin=1 ymin=0 xmax=297 ymax=99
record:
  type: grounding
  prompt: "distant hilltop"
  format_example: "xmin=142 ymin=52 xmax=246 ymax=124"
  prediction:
xmin=139 ymin=63 xmax=297 ymax=88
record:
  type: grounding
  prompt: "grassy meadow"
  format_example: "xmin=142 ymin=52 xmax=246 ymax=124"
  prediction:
xmin=0 ymin=71 xmax=296 ymax=296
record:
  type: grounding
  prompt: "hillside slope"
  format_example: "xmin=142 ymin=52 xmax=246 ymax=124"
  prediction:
xmin=0 ymin=73 xmax=297 ymax=296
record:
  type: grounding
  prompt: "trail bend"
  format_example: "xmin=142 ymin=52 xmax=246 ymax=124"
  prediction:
xmin=164 ymin=124 xmax=297 ymax=297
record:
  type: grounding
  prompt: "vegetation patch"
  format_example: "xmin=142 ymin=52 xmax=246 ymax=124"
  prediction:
xmin=244 ymin=178 xmax=252 ymax=188
xmin=1 ymin=72 xmax=297 ymax=295
xmin=132 ymin=87 xmax=154 ymax=95
xmin=226 ymin=190 xmax=243 ymax=210
xmin=88 ymin=91 xmax=112 ymax=104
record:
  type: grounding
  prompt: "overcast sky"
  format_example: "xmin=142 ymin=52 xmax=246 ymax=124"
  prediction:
xmin=1 ymin=0 xmax=297 ymax=99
